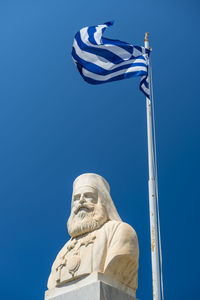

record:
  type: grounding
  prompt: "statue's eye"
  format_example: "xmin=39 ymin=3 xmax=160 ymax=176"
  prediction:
xmin=84 ymin=193 xmax=94 ymax=199
xmin=84 ymin=193 xmax=97 ymax=203
xmin=73 ymin=194 xmax=80 ymax=201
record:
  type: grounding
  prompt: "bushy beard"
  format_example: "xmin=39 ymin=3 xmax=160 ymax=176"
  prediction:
xmin=67 ymin=202 xmax=108 ymax=238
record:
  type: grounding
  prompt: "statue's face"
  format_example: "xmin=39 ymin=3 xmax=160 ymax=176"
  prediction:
xmin=67 ymin=185 xmax=108 ymax=237
xmin=71 ymin=186 xmax=98 ymax=218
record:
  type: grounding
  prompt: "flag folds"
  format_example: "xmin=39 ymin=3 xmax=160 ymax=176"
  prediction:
xmin=72 ymin=21 xmax=150 ymax=98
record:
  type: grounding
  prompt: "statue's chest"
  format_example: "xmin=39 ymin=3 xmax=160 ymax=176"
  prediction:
xmin=65 ymin=233 xmax=96 ymax=277
xmin=56 ymin=231 xmax=106 ymax=285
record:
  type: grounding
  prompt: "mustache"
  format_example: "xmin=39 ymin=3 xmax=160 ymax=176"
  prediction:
xmin=74 ymin=203 xmax=94 ymax=215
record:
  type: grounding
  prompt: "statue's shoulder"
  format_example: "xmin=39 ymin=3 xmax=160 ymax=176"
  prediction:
xmin=103 ymin=220 xmax=138 ymax=254
xmin=103 ymin=221 xmax=139 ymax=292
xmin=104 ymin=220 xmax=137 ymax=238
xmin=47 ymin=239 xmax=71 ymax=290
xmin=51 ymin=239 xmax=71 ymax=268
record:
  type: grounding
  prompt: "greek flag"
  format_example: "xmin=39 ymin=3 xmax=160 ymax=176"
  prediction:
xmin=72 ymin=21 xmax=150 ymax=98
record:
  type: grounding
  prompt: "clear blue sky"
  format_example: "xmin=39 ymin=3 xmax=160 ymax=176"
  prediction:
xmin=0 ymin=1 xmax=200 ymax=299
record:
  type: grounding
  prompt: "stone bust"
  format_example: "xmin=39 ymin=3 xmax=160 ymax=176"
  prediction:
xmin=47 ymin=173 xmax=139 ymax=293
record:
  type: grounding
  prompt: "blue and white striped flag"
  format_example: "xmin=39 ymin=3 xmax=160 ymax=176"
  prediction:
xmin=72 ymin=21 xmax=150 ymax=98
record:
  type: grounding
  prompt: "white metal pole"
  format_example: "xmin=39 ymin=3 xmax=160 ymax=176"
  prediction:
xmin=145 ymin=33 xmax=161 ymax=300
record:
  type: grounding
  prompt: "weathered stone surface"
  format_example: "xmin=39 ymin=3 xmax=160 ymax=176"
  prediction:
xmin=45 ymin=273 xmax=137 ymax=300
xmin=46 ymin=173 xmax=139 ymax=295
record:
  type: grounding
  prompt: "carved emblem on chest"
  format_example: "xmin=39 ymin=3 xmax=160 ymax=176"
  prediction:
xmin=55 ymin=233 xmax=96 ymax=282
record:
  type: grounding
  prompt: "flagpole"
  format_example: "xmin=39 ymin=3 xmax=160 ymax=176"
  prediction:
xmin=144 ymin=33 xmax=161 ymax=300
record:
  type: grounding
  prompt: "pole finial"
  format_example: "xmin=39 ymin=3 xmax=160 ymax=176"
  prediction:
xmin=145 ymin=32 xmax=149 ymax=42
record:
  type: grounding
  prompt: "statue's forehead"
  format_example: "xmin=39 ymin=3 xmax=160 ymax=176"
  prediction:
xmin=73 ymin=185 xmax=97 ymax=195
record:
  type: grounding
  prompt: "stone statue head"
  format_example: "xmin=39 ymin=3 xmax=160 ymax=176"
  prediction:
xmin=67 ymin=173 xmax=121 ymax=238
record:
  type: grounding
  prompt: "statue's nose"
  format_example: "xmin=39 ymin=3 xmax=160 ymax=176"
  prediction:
xmin=79 ymin=194 xmax=85 ymax=204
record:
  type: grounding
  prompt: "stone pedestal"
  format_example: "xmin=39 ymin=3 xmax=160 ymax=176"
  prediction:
xmin=45 ymin=273 xmax=137 ymax=300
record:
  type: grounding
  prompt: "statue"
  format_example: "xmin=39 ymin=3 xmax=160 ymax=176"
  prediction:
xmin=47 ymin=173 xmax=139 ymax=294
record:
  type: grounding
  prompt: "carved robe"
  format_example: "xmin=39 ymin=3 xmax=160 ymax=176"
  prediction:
xmin=47 ymin=220 xmax=139 ymax=292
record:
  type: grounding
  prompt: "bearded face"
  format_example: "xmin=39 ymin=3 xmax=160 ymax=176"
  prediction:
xmin=67 ymin=186 xmax=108 ymax=238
